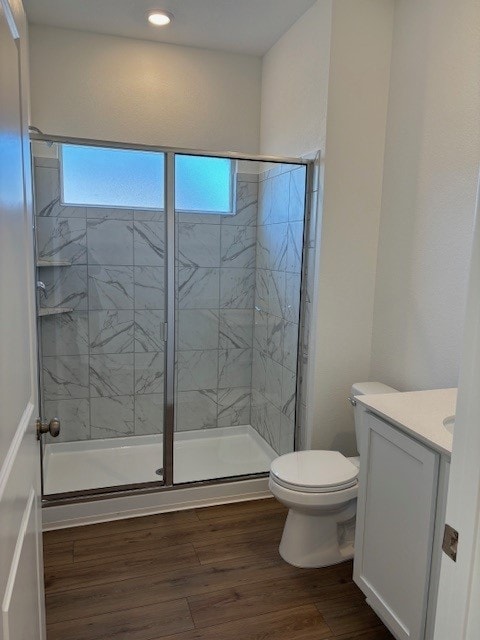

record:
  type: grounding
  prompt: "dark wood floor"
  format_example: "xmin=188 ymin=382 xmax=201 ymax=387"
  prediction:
xmin=43 ymin=498 xmax=394 ymax=640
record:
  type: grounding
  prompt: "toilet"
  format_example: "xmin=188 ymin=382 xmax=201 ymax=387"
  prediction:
xmin=269 ymin=382 xmax=398 ymax=568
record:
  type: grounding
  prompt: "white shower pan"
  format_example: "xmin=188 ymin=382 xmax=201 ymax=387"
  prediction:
xmin=43 ymin=425 xmax=277 ymax=495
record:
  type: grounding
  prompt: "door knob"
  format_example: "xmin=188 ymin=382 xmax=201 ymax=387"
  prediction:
xmin=36 ymin=417 xmax=61 ymax=439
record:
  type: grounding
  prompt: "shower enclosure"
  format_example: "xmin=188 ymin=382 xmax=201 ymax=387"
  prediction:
xmin=31 ymin=134 xmax=311 ymax=501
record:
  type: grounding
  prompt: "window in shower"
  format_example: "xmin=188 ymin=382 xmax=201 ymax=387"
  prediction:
xmin=60 ymin=144 xmax=165 ymax=209
xmin=175 ymin=154 xmax=235 ymax=214
xmin=61 ymin=146 xmax=235 ymax=215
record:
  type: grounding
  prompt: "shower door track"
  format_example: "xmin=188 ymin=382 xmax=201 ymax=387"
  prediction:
xmin=32 ymin=131 xmax=316 ymax=506
xmin=41 ymin=472 xmax=271 ymax=507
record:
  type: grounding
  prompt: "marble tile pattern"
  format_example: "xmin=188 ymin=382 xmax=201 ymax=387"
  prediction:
xmin=37 ymin=157 xmax=309 ymax=448
xmin=251 ymin=165 xmax=307 ymax=455
xmin=36 ymin=157 xmax=165 ymax=442
xmin=36 ymin=161 xmax=260 ymax=441
xmin=174 ymin=174 xmax=258 ymax=432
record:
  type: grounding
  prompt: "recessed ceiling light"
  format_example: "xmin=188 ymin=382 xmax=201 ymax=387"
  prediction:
xmin=147 ymin=10 xmax=173 ymax=26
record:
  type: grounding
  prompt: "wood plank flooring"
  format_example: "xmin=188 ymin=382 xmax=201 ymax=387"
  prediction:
xmin=43 ymin=498 xmax=394 ymax=640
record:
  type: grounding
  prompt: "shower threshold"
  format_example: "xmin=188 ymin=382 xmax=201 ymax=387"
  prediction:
xmin=43 ymin=425 xmax=277 ymax=495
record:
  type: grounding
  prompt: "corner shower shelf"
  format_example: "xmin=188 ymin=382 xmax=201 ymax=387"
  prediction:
xmin=38 ymin=307 xmax=73 ymax=317
xmin=37 ymin=260 xmax=72 ymax=267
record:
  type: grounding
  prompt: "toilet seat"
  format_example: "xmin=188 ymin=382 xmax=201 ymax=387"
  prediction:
xmin=270 ymin=450 xmax=359 ymax=493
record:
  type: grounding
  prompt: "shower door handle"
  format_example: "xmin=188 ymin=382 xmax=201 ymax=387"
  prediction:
xmin=36 ymin=417 xmax=61 ymax=439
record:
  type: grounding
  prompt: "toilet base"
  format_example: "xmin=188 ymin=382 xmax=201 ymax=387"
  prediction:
xmin=279 ymin=503 xmax=356 ymax=568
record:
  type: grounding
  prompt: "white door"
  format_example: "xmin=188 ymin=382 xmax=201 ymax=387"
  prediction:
xmin=0 ymin=0 xmax=46 ymax=639
xmin=433 ymin=176 xmax=480 ymax=639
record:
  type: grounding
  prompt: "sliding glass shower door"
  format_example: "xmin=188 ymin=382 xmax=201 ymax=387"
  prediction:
xmin=32 ymin=136 xmax=309 ymax=499
xmin=34 ymin=139 xmax=167 ymax=497
xmin=173 ymin=156 xmax=307 ymax=484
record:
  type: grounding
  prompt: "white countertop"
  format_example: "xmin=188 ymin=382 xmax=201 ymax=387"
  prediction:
xmin=356 ymin=388 xmax=457 ymax=457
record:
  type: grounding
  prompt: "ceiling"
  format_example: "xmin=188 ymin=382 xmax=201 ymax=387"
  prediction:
xmin=23 ymin=0 xmax=317 ymax=56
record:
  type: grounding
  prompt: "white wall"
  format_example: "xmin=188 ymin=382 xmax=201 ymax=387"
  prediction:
xmin=28 ymin=25 xmax=262 ymax=153
xmin=370 ymin=0 xmax=480 ymax=391
xmin=260 ymin=0 xmax=332 ymax=157
xmin=260 ymin=0 xmax=394 ymax=454
xmin=310 ymin=0 xmax=394 ymax=453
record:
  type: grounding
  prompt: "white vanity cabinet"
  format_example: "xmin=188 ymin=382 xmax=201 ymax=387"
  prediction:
xmin=353 ymin=411 xmax=448 ymax=640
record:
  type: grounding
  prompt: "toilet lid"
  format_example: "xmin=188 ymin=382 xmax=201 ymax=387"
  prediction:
xmin=270 ymin=451 xmax=358 ymax=492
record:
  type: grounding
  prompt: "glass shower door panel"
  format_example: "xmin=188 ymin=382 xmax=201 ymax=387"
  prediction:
xmin=34 ymin=140 xmax=167 ymax=497
xmin=173 ymin=156 xmax=307 ymax=484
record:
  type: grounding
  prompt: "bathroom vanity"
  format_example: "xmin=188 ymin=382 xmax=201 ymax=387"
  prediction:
xmin=353 ymin=388 xmax=456 ymax=640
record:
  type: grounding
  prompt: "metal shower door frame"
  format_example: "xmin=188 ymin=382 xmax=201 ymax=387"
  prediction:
xmin=163 ymin=152 xmax=175 ymax=487
xmin=162 ymin=151 xmax=316 ymax=488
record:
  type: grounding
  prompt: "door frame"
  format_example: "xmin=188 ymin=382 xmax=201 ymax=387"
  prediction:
xmin=433 ymin=173 xmax=480 ymax=639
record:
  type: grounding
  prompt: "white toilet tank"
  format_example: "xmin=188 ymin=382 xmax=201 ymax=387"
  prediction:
xmin=350 ymin=382 xmax=398 ymax=455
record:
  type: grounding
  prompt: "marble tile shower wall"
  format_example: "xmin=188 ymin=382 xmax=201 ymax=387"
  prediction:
xmin=35 ymin=156 xmax=258 ymax=442
xmin=251 ymin=166 xmax=306 ymax=455
xmin=36 ymin=157 xmax=166 ymax=442
xmin=174 ymin=175 xmax=258 ymax=432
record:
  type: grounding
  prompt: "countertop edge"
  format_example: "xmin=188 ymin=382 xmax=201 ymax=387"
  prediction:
xmin=356 ymin=389 xmax=455 ymax=458
xmin=358 ymin=403 xmax=452 ymax=458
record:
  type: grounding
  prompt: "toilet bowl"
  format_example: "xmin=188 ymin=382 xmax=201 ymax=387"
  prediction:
xmin=269 ymin=450 xmax=358 ymax=567
xmin=270 ymin=381 xmax=399 ymax=568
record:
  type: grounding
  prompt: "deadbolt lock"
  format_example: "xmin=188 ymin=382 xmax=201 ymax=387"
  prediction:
xmin=36 ymin=417 xmax=61 ymax=439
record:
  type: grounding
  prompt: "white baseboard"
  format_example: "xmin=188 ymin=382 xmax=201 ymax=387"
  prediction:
xmin=42 ymin=477 xmax=272 ymax=531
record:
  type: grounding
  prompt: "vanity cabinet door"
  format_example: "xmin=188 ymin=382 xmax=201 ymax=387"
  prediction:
xmin=353 ymin=414 xmax=439 ymax=640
